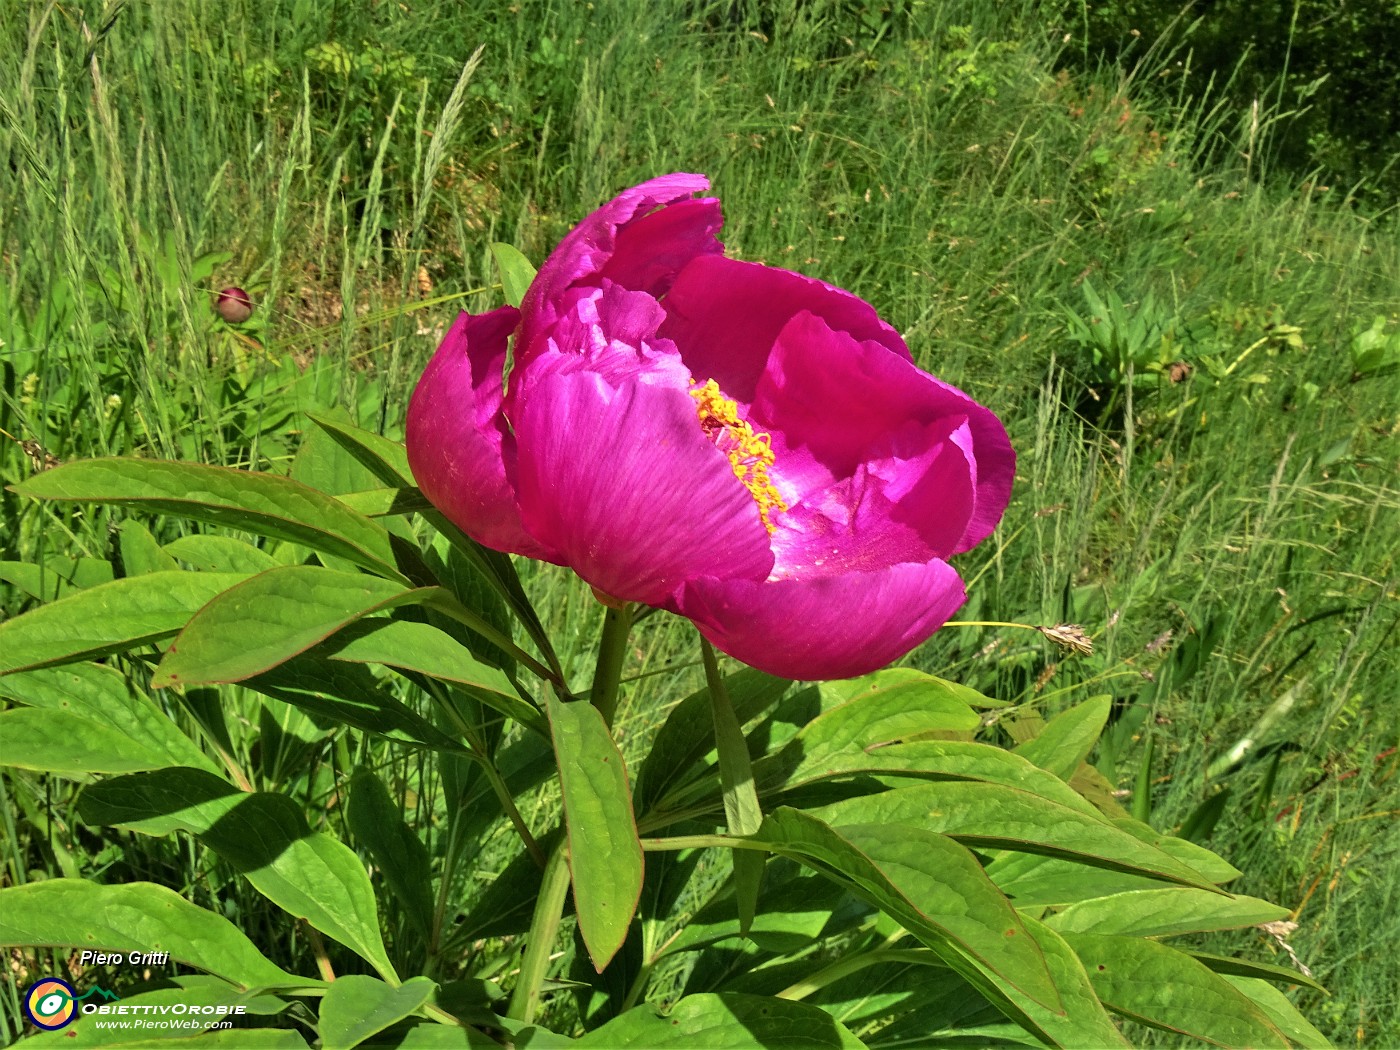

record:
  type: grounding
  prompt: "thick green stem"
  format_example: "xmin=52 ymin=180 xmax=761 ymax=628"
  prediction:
xmin=588 ymin=603 xmax=634 ymax=727
xmin=505 ymin=840 xmax=571 ymax=1024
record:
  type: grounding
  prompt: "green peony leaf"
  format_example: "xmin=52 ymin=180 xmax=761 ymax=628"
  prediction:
xmin=753 ymin=808 xmax=1061 ymax=1013
xmin=809 ymin=781 xmax=1219 ymax=890
xmin=0 ymin=571 xmax=248 ymax=675
xmin=14 ymin=458 xmax=403 ymax=579
xmin=151 ymin=566 xmax=434 ymax=687
xmin=1063 ymin=931 xmax=1291 ymax=1046
xmin=547 ymin=693 xmax=643 ymax=971
xmin=0 ymin=880 xmax=309 ymax=990
xmin=491 ymin=242 xmax=538 ymax=308
xmin=318 ymin=975 xmax=437 ymax=1050
xmin=1045 ymin=886 xmax=1288 ymax=938
xmin=575 ymin=992 xmax=867 ymax=1048
xmin=0 ymin=663 xmax=217 ymax=773
xmin=347 ymin=768 xmax=437 ymax=941
xmin=78 ymin=767 xmax=397 ymax=982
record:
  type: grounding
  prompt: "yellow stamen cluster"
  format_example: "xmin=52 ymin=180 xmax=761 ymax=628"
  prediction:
xmin=689 ymin=378 xmax=788 ymax=534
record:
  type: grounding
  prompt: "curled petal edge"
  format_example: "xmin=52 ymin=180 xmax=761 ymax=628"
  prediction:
xmin=675 ymin=559 xmax=967 ymax=681
xmin=406 ymin=307 xmax=555 ymax=560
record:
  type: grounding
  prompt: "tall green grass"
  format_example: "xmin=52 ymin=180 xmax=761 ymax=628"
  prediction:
xmin=2 ymin=0 xmax=1396 ymax=1043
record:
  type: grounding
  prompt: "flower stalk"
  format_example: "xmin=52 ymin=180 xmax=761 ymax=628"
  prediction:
xmin=589 ymin=602 xmax=634 ymax=727
xmin=505 ymin=840 xmax=571 ymax=1025
xmin=507 ymin=593 xmax=636 ymax=1021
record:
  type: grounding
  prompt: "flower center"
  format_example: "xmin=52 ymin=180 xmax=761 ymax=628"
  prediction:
xmin=689 ymin=378 xmax=787 ymax=534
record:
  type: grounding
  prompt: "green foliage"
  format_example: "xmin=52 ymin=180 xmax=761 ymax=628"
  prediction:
xmin=0 ymin=418 xmax=1325 ymax=1045
xmin=1064 ymin=0 xmax=1400 ymax=206
xmin=1061 ymin=279 xmax=1185 ymax=411
xmin=3 ymin=0 xmax=1396 ymax=1043
xmin=1348 ymin=315 xmax=1400 ymax=380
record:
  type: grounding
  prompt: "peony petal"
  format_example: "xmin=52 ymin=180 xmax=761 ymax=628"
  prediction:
xmin=661 ymin=256 xmax=914 ymax=405
xmin=518 ymin=174 xmax=721 ymax=363
xmin=535 ymin=284 xmax=683 ymax=380
xmin=513 ymin=363 xmax=775 ymax=606
xmin=769 ymin=418 xmax=977 ymax=574
xmin=677 ymin=559 xmax=967 ymax=681
xmin=601 ymin=198 xmax=725 ymax=295
xmin=948 ymin=409 xmax=1014 ymax=554
xmin=406 ymin=307 xmax=555 ymax=559
xmin=753 ymin=310 xmax=1014 ymax=555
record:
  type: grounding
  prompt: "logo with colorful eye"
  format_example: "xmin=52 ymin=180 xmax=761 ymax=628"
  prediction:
xmin=23 ymin=978 xmax=77 ymax=1031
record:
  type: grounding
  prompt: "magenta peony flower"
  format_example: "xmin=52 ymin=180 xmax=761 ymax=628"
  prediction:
xmin=407 ymin=174 xmax=1014 ymax=680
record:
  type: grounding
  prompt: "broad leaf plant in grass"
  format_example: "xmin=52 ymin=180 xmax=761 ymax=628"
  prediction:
xmin=0 ymin=178 xmax=1328 ymax=1048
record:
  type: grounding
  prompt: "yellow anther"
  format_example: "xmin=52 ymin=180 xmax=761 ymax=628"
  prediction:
xmin=690 ymin=379 xmax=788 ymax=533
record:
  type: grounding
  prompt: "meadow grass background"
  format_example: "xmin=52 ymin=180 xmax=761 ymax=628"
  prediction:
xmin=1 ymin=0 xmax=1396 ymax=1044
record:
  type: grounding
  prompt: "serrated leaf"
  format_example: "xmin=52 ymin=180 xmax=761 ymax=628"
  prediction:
xmin=547 ymin=693 xmax=643 ymax=971
xmin=0 ymin=572 xmax=248 ymax=675
xmin=809 ymin=781 xmax=1218 ymax=891
xmin=77 ymin=767 xmax=397 ymax=981
xmin=347 ymin=769 xmax=436 ymax=941
xmin=152 ymin=566 xmax=433 ymax=687
xmin=14 ymin=458 xmax=403 ymax=579
xmin=575 ymin=992 xmax=867 ymax=1048
xmin=753 ymin=808 xmax=1060 ymax=1012
xmin=491 ymin=242 xmax=537 ymax=308
xmin=0 ymin=663 xmax=217 ymax=773
xmin=0 ymin=880 xmax=307 ymax=989
xmin=1045 ymin=886 xmax=1288 ymax=938
xmin=1062 ymin=931 xmax=1291 ymax=1046
xmin=1013 ymin=695 xmax=1113 ymax=780
xmin=319 ymin=975 xmax=436 ymax=1050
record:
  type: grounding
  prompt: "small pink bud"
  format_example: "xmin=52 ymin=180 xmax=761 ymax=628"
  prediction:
xmin=215 ymin=287 xmax=254 ymax=324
